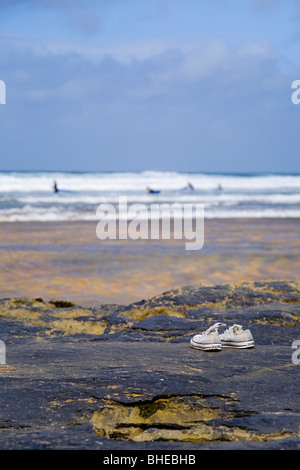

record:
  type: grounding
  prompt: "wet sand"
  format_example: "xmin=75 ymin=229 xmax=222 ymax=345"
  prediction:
xmin=0 ymin=218 xmax=299 ymax=305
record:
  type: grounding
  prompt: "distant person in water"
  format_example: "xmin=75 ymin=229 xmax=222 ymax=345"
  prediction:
xmin=53 ymin=180 xmax=59 ymax=193
xmin=182 ymin=182 xmax=194 ymax=191
xmin=146 ymin=186 xmax=160 ymax=194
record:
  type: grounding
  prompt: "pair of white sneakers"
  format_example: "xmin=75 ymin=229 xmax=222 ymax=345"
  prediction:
xmin=190 ymin=322 xmax=254 ymax=351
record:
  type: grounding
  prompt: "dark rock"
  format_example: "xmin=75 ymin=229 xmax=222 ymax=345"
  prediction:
xmin=132 ymin=314 xmax=192 ymax=331
xmin=1 ymin=280 xmax=300 ymax=450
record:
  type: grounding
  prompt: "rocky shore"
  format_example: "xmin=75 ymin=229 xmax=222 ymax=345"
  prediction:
xmin=1 ymin=279 xmax=300 ymax=450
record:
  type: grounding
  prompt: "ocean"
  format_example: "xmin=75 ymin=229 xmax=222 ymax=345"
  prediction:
xmin=0 ymin=170 xmax=300 ymax=222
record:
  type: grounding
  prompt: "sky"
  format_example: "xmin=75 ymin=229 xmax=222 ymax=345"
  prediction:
xmin=1 ymin=0 xmax=300 ymax=173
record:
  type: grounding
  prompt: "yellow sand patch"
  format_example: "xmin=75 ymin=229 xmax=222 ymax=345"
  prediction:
xmin=51 ymin=308 xmax=97 ymax=319
xmin=47 ymin=319 xmax=106 ymax=336
xmin=126 ymin=306 xmax=186 ymax=321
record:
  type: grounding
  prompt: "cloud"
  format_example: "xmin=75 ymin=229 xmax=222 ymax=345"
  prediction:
xmin=0 ymin=34 xmax=283 ymax=112
xmin=0 ymin=30 xmax=297 ymax=171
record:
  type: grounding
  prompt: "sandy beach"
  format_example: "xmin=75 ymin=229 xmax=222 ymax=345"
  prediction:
xmin=1 ymin=218 xmax=300 ymax=450
xmin=1 ymin=218 xmax=299 ymax=305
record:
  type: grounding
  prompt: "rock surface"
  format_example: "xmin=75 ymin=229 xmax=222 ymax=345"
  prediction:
xmin=0 ymin=279 xmax=300 ymax=449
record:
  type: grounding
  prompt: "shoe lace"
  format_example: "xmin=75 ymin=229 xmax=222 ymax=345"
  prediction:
xmin=205 ymin=322 xmax=226 ymax=334
xmin=221 ymin=324 xmax=243 ymax=337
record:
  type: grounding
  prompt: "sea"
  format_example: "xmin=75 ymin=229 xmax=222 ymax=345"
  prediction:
xmin=0 ymin=170 xmax=300 ymax=222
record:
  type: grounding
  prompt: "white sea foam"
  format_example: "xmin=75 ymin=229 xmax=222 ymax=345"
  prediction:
xmin=1 ymin=171 xmax=300 ymax=192
xmin=0 ymin=171 xmax=300 ymax=221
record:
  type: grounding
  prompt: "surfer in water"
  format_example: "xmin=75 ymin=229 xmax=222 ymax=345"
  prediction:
xmin=53 ymin=180 xmax=59 ymax=193
xmin=182 ymin=182 xmax=194 ymax=191
xmin=146 ymin=186 xmax=160 ymax=194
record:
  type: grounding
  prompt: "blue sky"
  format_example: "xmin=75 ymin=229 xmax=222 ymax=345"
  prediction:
xmin=1 ymin=0 xmax=300 ymax=172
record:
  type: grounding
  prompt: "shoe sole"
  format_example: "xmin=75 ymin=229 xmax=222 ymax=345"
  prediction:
xmin=190 ymin=341 xmax=222 ymax=351
xmin=221 ymin=340 xmax=254 ymax=349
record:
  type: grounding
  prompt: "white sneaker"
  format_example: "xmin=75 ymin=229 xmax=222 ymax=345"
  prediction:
xmin=220 ymin=324 xmax=254 ymax=349
xmin=190 ymin=322 xmax=226 ymax=351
